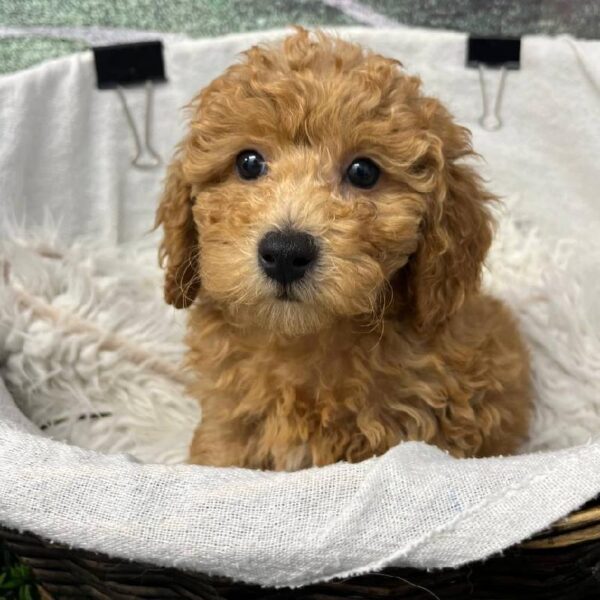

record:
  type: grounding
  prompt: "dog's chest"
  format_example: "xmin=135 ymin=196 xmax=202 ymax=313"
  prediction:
xmin=190 ymin=316 xmax=416 ymax=428
xmin=186 ymin=307 xmax=462 ymax=466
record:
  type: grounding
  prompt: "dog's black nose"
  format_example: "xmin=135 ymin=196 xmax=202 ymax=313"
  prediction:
xmin=258 ymin=230 xmax=319 ymax=285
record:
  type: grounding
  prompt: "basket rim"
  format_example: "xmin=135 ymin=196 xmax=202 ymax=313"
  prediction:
xmin=524 ymin=501 xmax=600 ymax=548
xmin=4 ymin=394 xmax=600 ymax=588
xmin=3 ymin=497 xmax=600 ymax=600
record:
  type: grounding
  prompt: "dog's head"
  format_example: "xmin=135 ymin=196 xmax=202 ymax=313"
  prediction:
xmin=157 ymin=29 xmax=493 ymax=336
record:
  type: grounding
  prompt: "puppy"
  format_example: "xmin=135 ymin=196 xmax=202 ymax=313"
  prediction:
xmin=156 ymin=29 xmax=531 ymax=470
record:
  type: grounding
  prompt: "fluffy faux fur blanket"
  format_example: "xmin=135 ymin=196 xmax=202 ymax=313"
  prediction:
xmin=1 ymin=198 xmax=599 ymax=463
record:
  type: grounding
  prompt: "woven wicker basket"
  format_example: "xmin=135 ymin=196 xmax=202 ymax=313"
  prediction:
xmin=2 ymin=496 xmax=600 ymax=599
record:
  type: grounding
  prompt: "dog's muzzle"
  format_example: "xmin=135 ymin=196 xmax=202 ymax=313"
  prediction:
xmin=258 ymin=230 xmax=319 ymax=286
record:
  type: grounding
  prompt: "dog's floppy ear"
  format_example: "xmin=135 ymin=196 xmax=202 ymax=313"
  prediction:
xmin=406 ymin=119 xmax=494 ymax=331
xmin=155 ymin=152 xmax=200 ymax=309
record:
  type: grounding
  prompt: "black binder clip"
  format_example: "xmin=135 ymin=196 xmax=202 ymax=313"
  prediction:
xmin=93 ymin=41 xmax=167 ymax=169
xmin=467 ymin=37 xmax=521 ymax=131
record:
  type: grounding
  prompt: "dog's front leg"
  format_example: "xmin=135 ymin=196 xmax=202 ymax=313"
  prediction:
xmin=188 ymin=417 xmax=252 ymax=468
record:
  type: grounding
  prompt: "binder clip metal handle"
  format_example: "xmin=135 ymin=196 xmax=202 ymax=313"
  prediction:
xmin=477 ymin=64 xmax=507 ymax=131
xmin=467 ymin=37 xmax=521 ymax=132
xmin=115 ymin=81 xmax=161 ymax=169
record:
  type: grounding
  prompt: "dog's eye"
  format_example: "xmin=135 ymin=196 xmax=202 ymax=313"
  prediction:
xmin=236 ymin=150 xmax=267 ymax=180
xmin=346 ymin=158 xmax=380 ymax=189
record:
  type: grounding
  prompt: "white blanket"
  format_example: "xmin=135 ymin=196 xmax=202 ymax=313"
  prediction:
xmin=1 ymin=27 xmax=600 ymax=587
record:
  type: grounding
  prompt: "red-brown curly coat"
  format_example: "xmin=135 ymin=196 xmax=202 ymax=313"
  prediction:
xmin=156 ymin=29 xmax=531 ymax=470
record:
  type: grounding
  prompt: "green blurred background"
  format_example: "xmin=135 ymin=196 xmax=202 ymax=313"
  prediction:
xmin=1 ymin=0 xmax=599 ymax=74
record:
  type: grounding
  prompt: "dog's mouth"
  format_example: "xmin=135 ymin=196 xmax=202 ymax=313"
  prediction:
xmin=275 ymin=286 xmax=301 ymax=302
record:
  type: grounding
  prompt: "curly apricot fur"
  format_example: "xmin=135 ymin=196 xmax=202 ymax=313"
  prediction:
xmin=156 ymin=29 xmax=531 ymax=470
